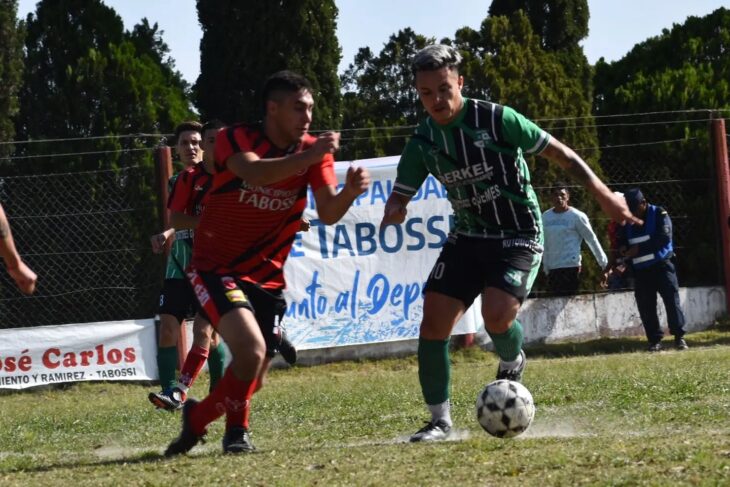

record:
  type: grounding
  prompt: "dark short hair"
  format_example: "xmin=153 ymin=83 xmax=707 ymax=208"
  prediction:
xmin=411 ymin=44 xmax=462 ymax=76
xmin=202 ymin=119 xmax=225 ymax=134
xmin=174 ymin=121 xmax=202 ymax=140
xmin=553 ymin=182 xmax=570 ymax=194
xmin=262 ymin=70 xmax=312 ymax=104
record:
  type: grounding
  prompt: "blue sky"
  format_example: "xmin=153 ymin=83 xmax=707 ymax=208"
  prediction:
xmin=16 ymin=0 xmax=730 ymax=84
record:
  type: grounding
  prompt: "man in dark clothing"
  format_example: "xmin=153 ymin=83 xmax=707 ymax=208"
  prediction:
xmin=618 ymin=188 xmax=687 ymax=352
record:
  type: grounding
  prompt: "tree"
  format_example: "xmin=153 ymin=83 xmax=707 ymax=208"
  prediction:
xmin=488 ymin=0 xmax=592 ymax=107
xmin=195 ymin=0 xmax=341 ymax=128
xmin=0 ymin=0 xmax=24 ymax=158
xmin=339 ymin=29 xmax=433 ymax=160
xmin=4 ymin=0 xmax=195 ymax=327
xmin=14 ymin=0 xmax=192 ymax=174
xmin=593 ymin=8 xmax=730 ymax=287
xmin=489 ymin=0 xmax=588 ymax=51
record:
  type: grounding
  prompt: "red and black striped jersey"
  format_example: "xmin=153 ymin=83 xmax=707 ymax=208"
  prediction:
xmin=192 ymin=124 xmax=337 ymax=290
xmin=167 ymin=163 xmax=213 ymax=216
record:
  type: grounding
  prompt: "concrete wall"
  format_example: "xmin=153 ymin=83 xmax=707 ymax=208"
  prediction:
xmin=292 ymin=286 xmax=727 ymax=366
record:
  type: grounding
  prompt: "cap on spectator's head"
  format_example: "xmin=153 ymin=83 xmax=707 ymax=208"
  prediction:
xmin=624 ymin=188 xmax=645 ymax=213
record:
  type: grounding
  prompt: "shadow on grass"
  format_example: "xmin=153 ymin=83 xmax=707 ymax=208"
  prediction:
xmin=451 ymin=322 xmax=730 ymax=361
xmin=525 ymin=323 xmax=730 ymax=359
xmin=0 ymin=449 xmax=201 ymax=475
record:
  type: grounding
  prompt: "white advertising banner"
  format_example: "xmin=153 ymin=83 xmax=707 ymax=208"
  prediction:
xmin=0 ymin=319 xmax=158 ymax=389
xmin=283 ymin=156 xmax=483 ymax=350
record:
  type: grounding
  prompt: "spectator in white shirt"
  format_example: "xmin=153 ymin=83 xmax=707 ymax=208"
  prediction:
xmin=542 ymin=183 xmax=609 ymax=296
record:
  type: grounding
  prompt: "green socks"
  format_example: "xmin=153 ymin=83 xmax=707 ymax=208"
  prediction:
xmin=488 ymin=319 xmax=524 ymax=362
xmin=207 ymin=342 xmax=226 ymax=391
xmin=157 ymin=345 xmax=178 ymax=391
xmin=418 ymin=338 xmax=451 ymax=405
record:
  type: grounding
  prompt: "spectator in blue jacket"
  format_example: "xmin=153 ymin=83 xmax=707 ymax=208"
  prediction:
xmin=618 ymin=188 xmax=687 ymax=352
xmin=542 ymin=183 xmax=610 ymax=296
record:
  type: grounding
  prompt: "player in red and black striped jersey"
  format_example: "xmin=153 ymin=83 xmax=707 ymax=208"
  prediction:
xmin=164 ymin=71 xmax=370 ymax=456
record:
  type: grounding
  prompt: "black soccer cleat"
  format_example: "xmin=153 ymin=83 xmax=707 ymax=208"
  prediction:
xmin=674 ymin=337 xmax=688 ymax=351
xmin=222 ymin=426 xmax=256 ymax=454
xmin=647 ymin=342 xmax=663 ymax=352
xmin=164 ymin=399 xmax=205 ymax=457
xmin=278 ymin=334 xmax=298 ymax=365
xmin=409 ymin=419 xmax=452 ymax=442
xmin=496 ymin=349 xmax=527 ymax=382
xmin=149 ymin=388 xmax=184 ymax=411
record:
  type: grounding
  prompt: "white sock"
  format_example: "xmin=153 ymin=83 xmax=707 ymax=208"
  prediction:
xmin=427 ymin=400 xmax=452 ymax=426
xmin=499 ymin=352 xmax=524 ymax=371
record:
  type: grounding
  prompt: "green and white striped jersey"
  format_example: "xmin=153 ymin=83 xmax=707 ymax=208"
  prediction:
xmin=394 ymin=98 xmax=550 ymax=241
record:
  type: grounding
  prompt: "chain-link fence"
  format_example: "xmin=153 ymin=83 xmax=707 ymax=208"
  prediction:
xmin=0 ymin=116 xmax=726 ymax=328
xmin=529 ymin=116 xmax=722 ymax=296
xmin=0 ymin=154 xmax=163 ymax=328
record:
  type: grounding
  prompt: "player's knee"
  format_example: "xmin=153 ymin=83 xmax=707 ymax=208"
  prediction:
xmin=482 ymin=309 xmax=516 ymax=334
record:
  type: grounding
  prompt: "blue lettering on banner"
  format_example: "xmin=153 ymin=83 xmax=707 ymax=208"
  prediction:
xmin=305 ymin=176 xmax=446 ymax=209
xmin=286 ymin=270 xmax=423 ymax=321
xmin=302 ymin=214 xmax=452 ymax=259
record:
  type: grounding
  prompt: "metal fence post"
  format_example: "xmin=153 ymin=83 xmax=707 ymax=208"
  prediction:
xmin=711 ymin=118 xmax=730 ymax=313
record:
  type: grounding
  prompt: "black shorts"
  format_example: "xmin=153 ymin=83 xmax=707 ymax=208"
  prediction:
xmin=424 ymin=234 xmax=542 ymax=307
xmin=187 ymin=269 xmax=287 ymax=357
xmin=158 ymin=278 xmax=196 ymax=323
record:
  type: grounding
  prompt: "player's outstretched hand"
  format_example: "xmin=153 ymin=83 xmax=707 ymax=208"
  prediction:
xmin=8 ymin=260 xmax=37 ymax=295
xmin=299 ymin=218 xmax=311 ymax=232
xmin=344 ymin=166 xmax=370 ymax=198
xmin=599 ymin=191 xmax=643 ymax=226
xmin=381 ymin=198 xmax=408 ymax=226
xmin=311 ymin=131 xmax=340 ymax=158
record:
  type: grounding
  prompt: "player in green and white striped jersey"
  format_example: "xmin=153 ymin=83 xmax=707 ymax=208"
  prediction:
xmin=381 ymin=44 xmax=640 ymax=442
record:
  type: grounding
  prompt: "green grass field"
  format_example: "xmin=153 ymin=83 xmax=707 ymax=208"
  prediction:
xmin=1 ymin=324 xmax=729 ymax=486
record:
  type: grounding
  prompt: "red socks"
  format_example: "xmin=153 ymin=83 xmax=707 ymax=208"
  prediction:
xmin=178 ymin=345 xmax=209 ymax=389
xmin=189 ymin=367 xmax=258 ymax=435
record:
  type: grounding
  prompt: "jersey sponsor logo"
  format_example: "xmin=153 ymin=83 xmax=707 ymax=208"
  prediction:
xmin=238 ymin=184 xmax=299 ymax=211
xmin=504 ymin=268 xmax=525 ymax=287
xmin=473 ymin=130 xmax=493 ymax=148
xmin=186 ymin=270 xmax=211 ymax=307
xmin=450 ymin=185 xmax=501 ymax=210
xmin=438 ymin=161 xmax=495 ymax=186
xmin=225 ymin=289 xmax=247 ymax=303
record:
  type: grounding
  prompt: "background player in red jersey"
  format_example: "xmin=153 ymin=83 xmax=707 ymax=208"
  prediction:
xmin=148 ymin=120 xmax=228 ymax=411
xmin=164 ymin=71 xmax=370 ymax=456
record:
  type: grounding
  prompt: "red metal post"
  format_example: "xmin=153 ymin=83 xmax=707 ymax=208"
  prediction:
xmin=711 ymin=118 xmax=730 ymax=313
xmin=154 ymin=146 xmax=188 ymax=369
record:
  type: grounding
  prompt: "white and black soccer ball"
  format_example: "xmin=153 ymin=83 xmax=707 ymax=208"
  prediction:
xmin=475 ymin=379 xmax=535 ymax=438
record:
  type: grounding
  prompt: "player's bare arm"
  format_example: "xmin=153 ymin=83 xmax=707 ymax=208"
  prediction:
xmin=169 ymin=211 xmax=199 ymax=231
xmin=150 ymin=211 xmax=197 ymax=255
xmin=313 ymin=165 xmax=371 ymax=224
xmin=0 ymin=204 xmax=37 ymax=294
xmin=227 ymin=132 xmax=340 ymax=187
xmin=380 ymin=192 xmax=411 ymax=226
xmin=541 ymin=138 xmax=641 ymax=226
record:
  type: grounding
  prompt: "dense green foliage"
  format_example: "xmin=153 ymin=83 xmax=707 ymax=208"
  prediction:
xmin=593 ymin=7 xmax=730 ymax=286
xmin=195 ymin=0 xmax=341 ymax=128
xmin=13 ymin=0 xmax=192 ymax=174
xmin=0 ymin=0 xmax=24 ymax=158
xmin=339 ymin=28 xmax=432 ymax=160
xmin=2 ymin=0 xmax=195 ymax=326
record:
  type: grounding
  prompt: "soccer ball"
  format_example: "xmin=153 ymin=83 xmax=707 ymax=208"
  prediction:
xmin=475 ymin=379 xmax=535 ymax=438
